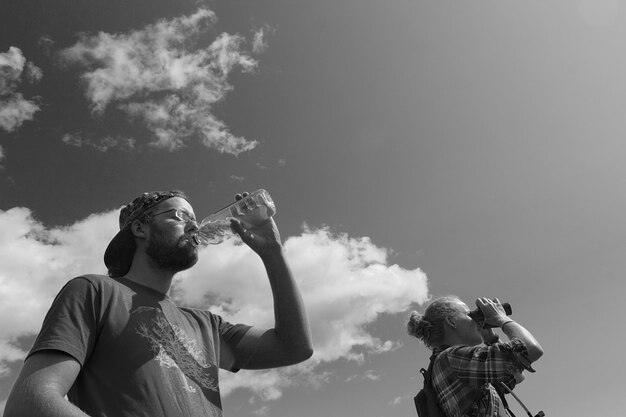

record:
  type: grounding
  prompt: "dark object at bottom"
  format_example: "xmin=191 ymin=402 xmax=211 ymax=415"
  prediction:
xmin=498 ymin=381 xmax=545 ymax=417
xmin=414 ymin=357 xmax=445 ymax=417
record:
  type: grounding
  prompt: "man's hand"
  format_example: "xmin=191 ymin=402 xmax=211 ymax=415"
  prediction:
xmin=478 ymin=326 xmax=500 ymax=345
xmin=475 ymin=297 xmax=509 ymax=328
xmin=476 ymin=298 xmax=544 ymax=363
xmin=229 ymin=192 xmax=282 ymax=256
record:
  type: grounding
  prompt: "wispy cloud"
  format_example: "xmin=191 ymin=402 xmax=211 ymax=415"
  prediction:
xmin=59 ymin=9 xmax=263 ymax=155
xmin=0 ymin=209 xmax=429 ymax=400
xmin=388 ymin=396 xmax=403 ymax=406
xmin=0 ymin=47 xmax=42 ymax=133
xmin=252 ymin=405 xmax=270 ymax=416
xmin=62 ymin=132 xmax=136 ymax=152
xmin=346 ymin=369 xmax=380 ymax=382
xmin=38 ymin=36 xmax=55 ymax=56
xmin=251 ymin=25 xmax=274 ymax=55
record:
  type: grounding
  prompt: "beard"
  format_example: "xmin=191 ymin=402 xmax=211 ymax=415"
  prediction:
xmin=145 ymin=225 xmax=198 ymax=273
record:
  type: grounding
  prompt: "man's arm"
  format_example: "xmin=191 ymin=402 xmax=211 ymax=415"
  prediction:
xmin=477 ymin=297 xmax=544 ymax=363
xmin=477 ymin=326 xmax=526 ymax=384
xmin=231 ymin=216 xmax=313 ymax=369
xmin=4 ymin=351 xmax=89 ymax=417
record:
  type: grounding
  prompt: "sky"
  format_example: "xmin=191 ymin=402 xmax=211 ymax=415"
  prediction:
xmin=1 ymin=0 xmax=625 ymax=416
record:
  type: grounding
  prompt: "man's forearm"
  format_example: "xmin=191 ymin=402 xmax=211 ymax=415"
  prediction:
xmin=500 ymin=320 xmax=544 ymax=362
xmin=261 ymin=247 xmax=313 ymax=360
xmin=5 ymin=352 xmax=89 ymax=417
xmin=4 ymin=388 xmax=90 ymax=417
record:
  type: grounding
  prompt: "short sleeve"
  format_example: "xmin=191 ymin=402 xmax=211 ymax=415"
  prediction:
xmin=214 ymin=315 xmax=257 ymax=372
xmin=27 ymin=277 xmax=101 ymax=366
xmin=499 ymin=338 xmax=536 ymax=373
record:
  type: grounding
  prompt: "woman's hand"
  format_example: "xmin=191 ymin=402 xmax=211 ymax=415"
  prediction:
xmin=475 ymin=297 xmax=509 ymax=328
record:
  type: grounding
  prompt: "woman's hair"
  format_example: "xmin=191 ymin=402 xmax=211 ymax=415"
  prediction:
xmin=407 ymin=296 xmax=463 ymax=349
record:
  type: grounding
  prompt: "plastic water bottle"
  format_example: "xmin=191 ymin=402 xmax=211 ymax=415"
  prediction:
xmin=192 ymin=189 xmax=276 ymax=246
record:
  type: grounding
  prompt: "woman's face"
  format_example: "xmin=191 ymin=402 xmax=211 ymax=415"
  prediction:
xmin=450 ymin=300 xmax=483 ymax=346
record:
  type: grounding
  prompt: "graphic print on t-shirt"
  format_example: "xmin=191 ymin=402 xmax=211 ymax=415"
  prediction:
xmin=134 ymin=307 xmax=218 ymax=393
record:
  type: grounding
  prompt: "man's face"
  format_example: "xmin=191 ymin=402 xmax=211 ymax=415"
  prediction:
xmin=450 ymin=300 xmax=483 ymax=346
xmin=144 ymin=197 xmax=199 ymax=273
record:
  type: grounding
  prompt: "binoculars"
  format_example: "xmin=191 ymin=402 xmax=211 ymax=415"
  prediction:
xmin=468 ymin=302 xmax=512 ymax=328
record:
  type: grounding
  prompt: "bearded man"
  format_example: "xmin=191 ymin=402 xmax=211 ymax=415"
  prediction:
xmin=5 ymin=190 xmax=313 ymax=417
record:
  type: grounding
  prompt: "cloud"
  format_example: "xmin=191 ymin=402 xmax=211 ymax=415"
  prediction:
xmin=346 ymin=369 xmax=380 ymax=382
xmin=0 ymin=207 xmax=115 ymax=374
xmin=38 ymin=36 xmax=56 ymax=56
xmin=251 ymin=25 xmax=274 ymax=55
xmin=252 ymin=405 xmax=270 ymax=416
xmin=0 ymin=340 xmax=25 ymax=377
xmin=0 ymin=47 xmax=27 ymax=94
xmin=388 ymin=396 xmax=403 ymax=406
xmin=62 ymin=132 xmax=136 ymax=152
xmin=0 ymin=94 xmax=41 ymax=133
xmin=59 ymin=9 xmax=260 ymax=155
xmin=0 ymin=210 xmax=429 ymax=401
xmin=175 ymin=226 xmax=429 ymax=398
xmin=0 ymin=47 xmax=42 ymax=132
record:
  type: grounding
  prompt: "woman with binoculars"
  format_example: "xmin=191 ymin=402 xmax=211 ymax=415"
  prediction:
xmin=408 ymin=297 xmax=543 ymax=417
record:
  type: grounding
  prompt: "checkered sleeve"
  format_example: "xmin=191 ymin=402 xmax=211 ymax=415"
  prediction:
xmin=445 ymin=339 xmax=534 ymax=389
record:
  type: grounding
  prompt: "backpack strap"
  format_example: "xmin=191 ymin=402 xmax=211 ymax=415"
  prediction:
xmin=495 ymin=384 xmax=517 ymax=417
xmin=415 ymin=352 xmax=445 ymax=417
xmin=421 ymin=352 xmax=437 ymax=381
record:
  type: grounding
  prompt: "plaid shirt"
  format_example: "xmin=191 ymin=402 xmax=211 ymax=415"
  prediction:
xmin=431 ymin=339 xmax=534 ymax=417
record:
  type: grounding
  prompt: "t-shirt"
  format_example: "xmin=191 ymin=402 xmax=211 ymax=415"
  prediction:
xmin=28 ymin=275 xmax=259 ymax=417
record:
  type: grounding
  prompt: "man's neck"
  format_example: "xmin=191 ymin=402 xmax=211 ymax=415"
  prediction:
xmin=124 ymin=255 xmax=175 ymax=295
xmin=123 ymin=271 xmax=173 ymax=295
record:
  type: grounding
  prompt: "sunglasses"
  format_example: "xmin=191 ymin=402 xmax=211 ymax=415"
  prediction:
xmin=150 ymin=208 xmax=197 ymax=226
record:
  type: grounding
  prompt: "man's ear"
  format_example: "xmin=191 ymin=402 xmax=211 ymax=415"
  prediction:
xmin=131 ymin=219 xmax=149 ymax=239
xmin=444 ymin=317 xmax=457 ymax=329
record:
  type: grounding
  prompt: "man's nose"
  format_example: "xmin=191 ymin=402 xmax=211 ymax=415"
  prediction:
xmin=186 ymin=219 xmax=199 ymax=233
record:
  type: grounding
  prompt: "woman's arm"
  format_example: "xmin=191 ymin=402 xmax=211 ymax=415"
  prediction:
xmin=477 ymin=297 xmax=544 ymax=363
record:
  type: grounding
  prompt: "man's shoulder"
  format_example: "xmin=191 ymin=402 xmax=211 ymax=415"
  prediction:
xmin=437 ymin=345 xmax=482 ymax=363
xmin=73 ymin=274 xmax=109 ymax=284
xmin=67 ymin=274 xmax=113 ymax=288
xmin=63 ymin=274 xmax=129 ymax=296
xmin=177 ymin=305 xmax=220 ymax=321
